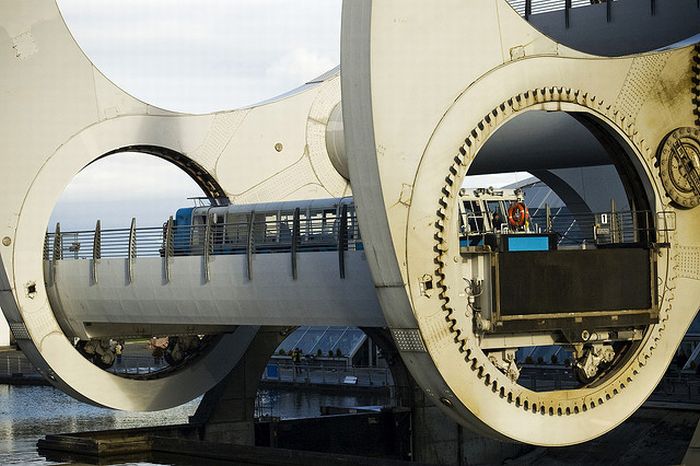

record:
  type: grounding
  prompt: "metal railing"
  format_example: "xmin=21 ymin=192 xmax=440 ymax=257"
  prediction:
xmin=465 ymin=208 xmax=669 ymax=248
xmin=44 ymin=213 xmax=362 ymax=262
xmin=261 ymin=362 xmax=393 ymax=388
xmin=529 ymin=209 xmax=667 ymax=247
xmin=46 ymin=208 xmax=670 ymax=265
xmin=508 ymin=0 xmax=595 ymax=16
xmin=507 ymin=0 xmax=614 ymax=18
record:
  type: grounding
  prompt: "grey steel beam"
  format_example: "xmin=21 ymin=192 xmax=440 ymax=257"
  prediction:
xmin=527 ymin=0 xmax=700 ymax=55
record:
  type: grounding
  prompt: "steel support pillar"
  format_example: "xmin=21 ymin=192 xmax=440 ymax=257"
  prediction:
xmin=190 ymin=327 xmax=289 ymax=445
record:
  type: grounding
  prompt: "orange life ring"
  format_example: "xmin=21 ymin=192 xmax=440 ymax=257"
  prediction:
xmin=507 ymin=202 xmax=529 ymax=228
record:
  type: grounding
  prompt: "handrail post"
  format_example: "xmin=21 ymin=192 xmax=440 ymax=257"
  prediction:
xmin=565 ymin=0 xmax=572 ymax=28
xmin=203 ymin=214 xmax=211 ymax=283
xmin=49 ymin=224 xmax=62 ymax=287
xmin=91 ymin=220 xmax=101 ymax=285
xmin=610 ymin=199 xmax=618 ymax=244
xmin=53 ymin=222 xmax=63 ymax=261
xmin=607 ymin=0 xmax=613 ymax=22
xmin=246 ymin=211 xmax=255 ymax=281
xmin=291 ymin=207 xmax=300 ymax=280
xmin=525 ymin=0 xmax=532 ymax=20
xmin=44 ymin=229 xmax=52 ymax=287
xmin=163 ymin=216 xmax=174 ymax=284
xmin=93 ymin=220 xmax=102 ymax=260
xmin=51 ymin=223 xmax=62 ymax=287
xmin=127 ymin=217 xmax=136 ymax=284
xmin=43 ymin=230 xmax=50 ymax=261
xmin=338 ymin=204 xmax=348 ymax=279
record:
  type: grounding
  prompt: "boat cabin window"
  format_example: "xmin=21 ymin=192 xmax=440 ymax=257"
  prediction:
xmin=462 ymin=200 xmax=491 ymax=234
xmin=486 ymin=200 xmax=506 ymax=230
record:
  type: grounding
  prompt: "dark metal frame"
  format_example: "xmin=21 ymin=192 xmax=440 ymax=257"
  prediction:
xmin=487 ymin=248 xmax=659 ymax=339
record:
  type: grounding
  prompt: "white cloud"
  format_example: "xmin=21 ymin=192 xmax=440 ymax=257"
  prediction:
xmin=51 ymin=153 xmax=204 ymax=230
xmin=56 ymin=0 xmax=342 ymax=112
xmin=266 ymin=48 xmax=337 ymax=89
xmin=50 ymin=1 xmax=342 ymax=229
xmin=56 ymin=153 xmax=203 ymax=202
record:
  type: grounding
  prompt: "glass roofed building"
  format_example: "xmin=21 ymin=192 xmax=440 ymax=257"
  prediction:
xmin=274 ymin=326 xmax=379 ymax=368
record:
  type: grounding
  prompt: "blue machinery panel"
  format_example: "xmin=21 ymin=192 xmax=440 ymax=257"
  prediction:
xmin=507 ymin=235 xmax=550 ymax=252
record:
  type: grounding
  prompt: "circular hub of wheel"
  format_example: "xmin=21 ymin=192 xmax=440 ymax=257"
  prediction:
xmin=658 ymin=127 xmax=700 ymax=209
xmin=405 ymin=89 xmax=679 ymax=445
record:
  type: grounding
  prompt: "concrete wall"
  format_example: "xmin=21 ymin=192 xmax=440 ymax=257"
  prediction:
xmin=0 ymin=313 xmax=9 ymax=347
xmin=411 ymin=402 xmax=533 ymax=465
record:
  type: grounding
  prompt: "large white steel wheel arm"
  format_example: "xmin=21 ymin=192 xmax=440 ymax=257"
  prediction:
xmin=0 ymin=1 xmax=346 ymax=411
xmin=341 ymin=0 xmax=700 ymax=445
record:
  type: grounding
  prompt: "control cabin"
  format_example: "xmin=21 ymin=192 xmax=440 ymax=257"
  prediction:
xmin=458 ymin=187 xmax=556 ymax=252
xmin=457 ymin=187 xmax=658 ymax=341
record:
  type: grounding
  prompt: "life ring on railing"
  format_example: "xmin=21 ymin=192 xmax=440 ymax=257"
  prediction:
xmin=507 ymin=202 xmax=529 ymax=229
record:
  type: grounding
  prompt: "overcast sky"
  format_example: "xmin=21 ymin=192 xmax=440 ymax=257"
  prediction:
xmin=57 ymin=0 xmax=342 ymax=113
xmin=50 ymin=1 xmax=527 ymax=231
xmin=51 ymin=0 xmax=342 ymax=230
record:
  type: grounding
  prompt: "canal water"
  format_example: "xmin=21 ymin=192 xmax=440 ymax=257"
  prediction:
xmin=0 ymin=384 xmax=388 ymax=465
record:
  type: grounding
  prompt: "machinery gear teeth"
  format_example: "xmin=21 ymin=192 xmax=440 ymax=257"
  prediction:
xmin=431 ymin=87 xmax=677 ymax=417
xmin=575 ymin=92 xmax=587 ymax=106
xmin=692 ymin=45 xmax=700 ymax=126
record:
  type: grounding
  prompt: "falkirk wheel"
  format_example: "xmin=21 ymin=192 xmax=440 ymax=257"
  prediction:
xmin=1 ymin=0 xmax=700 ymax=447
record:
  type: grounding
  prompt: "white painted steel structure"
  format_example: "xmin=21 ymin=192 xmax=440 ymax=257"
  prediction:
xmin=340 ymin=0 xmax=700 ymax=446
xmin=0 ymin=315 xmax=9 ymax=347
xmin=0 ymin=0 xmax=348 ymax=414
xmin=48 ymin=253 xmax=382 ymax=339
xmin=0 ymin=0 xmax=699 ymax=446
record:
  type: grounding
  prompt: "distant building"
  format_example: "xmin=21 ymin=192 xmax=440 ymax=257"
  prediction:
xmin=274 ymin=326 xmax=380 ymax=368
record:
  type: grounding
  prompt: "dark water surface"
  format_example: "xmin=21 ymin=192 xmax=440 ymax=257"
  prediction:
xmin=0 ymin=384 xmax=388 ymax=465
